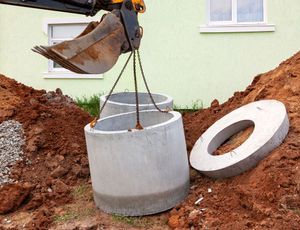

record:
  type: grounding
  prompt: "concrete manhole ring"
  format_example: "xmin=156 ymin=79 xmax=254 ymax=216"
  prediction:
xmin=85 ymin=110 xmax=189 ymax=216
xmin=100 ymin=92 xmax=173 ymax=118
xmin=190 ymin=100 xmax=289 ymax=179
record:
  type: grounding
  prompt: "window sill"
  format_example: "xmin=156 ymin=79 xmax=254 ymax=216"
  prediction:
xmin=199 ymin=24 xmax=275 ymax=33
xmin=43 ymin=72 xmax=103 ymax=79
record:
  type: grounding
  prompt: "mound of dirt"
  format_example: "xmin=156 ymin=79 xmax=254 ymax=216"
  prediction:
xmin=169 ymin=52 xmax=300 ymax=229
xmin=0 ymin=75 xmax=91 ymax=228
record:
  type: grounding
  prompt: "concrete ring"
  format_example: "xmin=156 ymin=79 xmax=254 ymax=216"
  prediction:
xmin=190 ymin=100 xmax=289 ymax=179
xmin=100 ymin=92 xmax=173 ymax=118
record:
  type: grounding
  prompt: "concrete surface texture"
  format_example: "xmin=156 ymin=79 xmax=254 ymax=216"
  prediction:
xmin=190 ymin=100 xmax=289 ymax=178
xmin=1 ymin=1 xmax=300 ymax=107
xmin=99 ymin=92 xmax=173 ymax=118
xmin=84 ymin=110 xmax=189 ymax=216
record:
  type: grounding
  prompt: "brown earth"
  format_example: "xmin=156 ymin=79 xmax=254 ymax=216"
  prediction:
xmin=0 ymin=51 xmax=300 ymax=229
xmin=0 ymin=183 xmax=32 ymax=215
xmin=0 ymin=75 xmax=92 ymax=229
xmin=172 ymin=51 xmax=300 ymax=229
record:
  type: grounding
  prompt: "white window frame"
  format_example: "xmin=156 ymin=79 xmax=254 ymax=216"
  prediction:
xmin=200 ymin=0 xmax=275 ymax=33
xmin=42 ymin=18 xmax=103 ymax=79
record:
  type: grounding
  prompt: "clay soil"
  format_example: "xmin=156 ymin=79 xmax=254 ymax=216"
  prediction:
xmin=0 ymin=51 xmax=300 ymax=230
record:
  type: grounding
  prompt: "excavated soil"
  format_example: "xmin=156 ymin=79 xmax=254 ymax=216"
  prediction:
xmin=0 ymin=51 xmax=299 ymax=229
xmin=0 ymin=76 xmax=91 ymax=229
xmin=172 ymin=51 xmax=300 ymax=229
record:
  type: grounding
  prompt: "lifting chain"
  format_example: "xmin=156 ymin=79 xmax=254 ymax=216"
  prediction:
xmin=90 ymin=49 xmax=169 ymax=129
xmin=136 ymin=49 xmax=169 ymax=114
xmin=90 ymin=51 xmax=133 ymax=128
xmin=133 ymin=50 xmax=143 ymax=129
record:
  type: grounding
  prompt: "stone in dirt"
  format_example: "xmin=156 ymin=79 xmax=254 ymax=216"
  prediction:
xmin=50 ymin=165 xmax=69 ymax=178
xmin=168 ymin=215 xmax=180 ymax=229
xmin=0 ymin=183 xmax=32 ymax=214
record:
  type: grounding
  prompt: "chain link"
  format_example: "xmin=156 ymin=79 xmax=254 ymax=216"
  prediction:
xmin=137 ymin=49 xmax=168 ymax=113
xmin=90 ymin=51 xmax=133 ymax=128
xmin=133 ymin=50 xmax=143 ymax=129
xmin=90 ymin=49 xmax=168 ymax=129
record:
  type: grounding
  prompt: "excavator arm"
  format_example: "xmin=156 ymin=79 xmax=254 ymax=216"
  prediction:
xmin=0 ymin=0 xmax=103 ymax=16
xmin=0 ymin=0 xmax=146 ymax=74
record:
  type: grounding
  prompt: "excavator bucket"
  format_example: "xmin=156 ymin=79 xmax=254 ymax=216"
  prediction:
xmin=32 ymin=12 xmax=128 ymax=74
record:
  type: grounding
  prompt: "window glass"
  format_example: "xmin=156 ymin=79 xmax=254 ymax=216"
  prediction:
xmin=49 ymin=23 xmax=88 ymax=70
xmin=237 ymin=0 xmax=264 ymax=22
xmin=50 ymin=42 xmax=62 ymax=69
xmin=51 ymin=24 xmax=87 ymax=39
xmin=210 ymin=0 xmax=232 ymax=22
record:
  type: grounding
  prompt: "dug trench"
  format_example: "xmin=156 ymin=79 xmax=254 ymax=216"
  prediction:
xmin=0 ymin=51 xmax=300 ymax=229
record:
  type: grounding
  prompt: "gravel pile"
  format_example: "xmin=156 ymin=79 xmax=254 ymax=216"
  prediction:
xmin=0 ymin=120 xmax=24 ymax=185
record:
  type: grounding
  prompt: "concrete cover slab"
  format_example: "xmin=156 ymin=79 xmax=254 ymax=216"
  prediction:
xmin=190 ymin=100 xmax=289 ymax=179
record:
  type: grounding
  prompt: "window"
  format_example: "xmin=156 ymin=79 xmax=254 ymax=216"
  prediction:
xmin=210 ymin=0 xmax=264 ymax=24
xmin=43 ymin=18 xmax=103 ymax=79
xmin=49 ymin=23 xmax=87 ymax=71
xmin=200 ymin=0 xmax=275 ymax=33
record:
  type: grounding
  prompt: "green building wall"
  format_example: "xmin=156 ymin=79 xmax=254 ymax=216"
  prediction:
xmin=0 ymin=0 xmax=299 ymax=107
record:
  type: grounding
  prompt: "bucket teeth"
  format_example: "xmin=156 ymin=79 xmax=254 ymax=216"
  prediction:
xmin=32 ymin=46 xmax=86 ymax=73
xmin=32 ymin=12 xmax=128 ymax=74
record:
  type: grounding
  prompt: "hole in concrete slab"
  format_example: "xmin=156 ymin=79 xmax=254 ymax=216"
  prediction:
xmin=213 ymin=125 xmax=254 ymax=155
xmin=207 ymin=120 xmax=255 ymax=156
